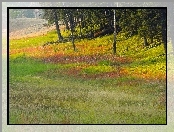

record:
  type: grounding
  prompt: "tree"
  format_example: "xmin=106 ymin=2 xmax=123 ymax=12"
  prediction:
xmin=68 ymin=9 xmax=76 ymax=51
xmin=113 ymin=9 xmax=117 ymax=54
xmin=137 ymin=9 xmax=160 ymax=46
xmin=52 ymin=9 xmax=63 ymax=41
xmin=60 ymin=9 xmax=70 ymax=30
xmin=43 ymin=9 xmax=63 ymax=41
xmin=118 ymin=8 xmax=167 ymax=54
xmin=42 ymin=8 xmax=167 ymax=55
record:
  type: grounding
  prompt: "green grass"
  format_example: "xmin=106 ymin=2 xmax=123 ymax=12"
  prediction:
xmin=10 ymin=55 xmax=59 ymax=77
xmin=9 ymin=31 xmax=58 ymax=49
xmin=98 ymin=60 xmax=111 ymax=66
xmin=9 ymin=56 xmax=166 ymax=124
xmin=9 ymin=29 xmax=166 ymax=124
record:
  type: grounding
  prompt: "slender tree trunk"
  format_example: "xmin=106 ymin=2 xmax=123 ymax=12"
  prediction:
xmin=143 ymin=36 xmax=149 ymax=46
xmin=100 ymin=23 xmax=104 ymax=30
xmin=79 ymin=21 xmax=82 ymax=38
xmin=71 ymin=31 xmax=76 ymax=51
xmin=79 ymin=14 xmax=83 ymax=38
xmin=53 ymin=9 xmax=63 ymax=41
xmin=109 ymin=10 xmax=114 ymax=27
xmin=64 ymin=19 xmax=69 ymax=30
xmin=113 ymin=9 xmax=116 ymax=55
xmin=69 ymin=13 xmax=76 ymax=51
xmin=150 ymin=35 xmax=153 ymax=44
xmin=90 ymin=26 xmax=94 ymax=39
xmin=81 ymin=15 xmax=85 ymax=28
xmin=89 ymin=12 xmax=94 ymax=39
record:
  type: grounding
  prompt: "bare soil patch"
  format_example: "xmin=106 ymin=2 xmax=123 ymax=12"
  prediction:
xmin=9 ymin=18 xmax=66 ymax=39
xmin=9 ymin=25 xmax=56 ymax=40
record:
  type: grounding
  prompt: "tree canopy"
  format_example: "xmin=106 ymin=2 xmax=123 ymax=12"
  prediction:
xmin=41 ymin=8 xmax=166 ymax=54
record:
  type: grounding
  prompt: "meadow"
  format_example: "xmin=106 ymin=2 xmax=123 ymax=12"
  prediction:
xmin=9 ymin=29 xmax=166 ymax=124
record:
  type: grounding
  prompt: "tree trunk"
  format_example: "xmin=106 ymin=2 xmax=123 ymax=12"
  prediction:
xmin=113 ymin=9 xmax=116 ymax=55
xmin=143 ymin=36 xmax=149 ymax=46
xmin=90 ymin=27 xmax=94 ymax=39
xmin=100 ymin=23 xmax=104 ymax=30
xmin=71 ymin=31 xmax=76 ymax=51
xmin=81 ymin=15 xmax=85 ymax=28
xmin=53 ymin=9 xmax=63 ymax=41
xmin=89 ymin=12 xmax=94 ymax=39
xmin=79 ymin=21 xmax=82 ymax=38
xmin=69 ymin=13 xmax=76 ymax=51
xmin=150 ymin=36 xmax=153 ymax=44
xmin=64 ymin=19 xmax=69 ymax=30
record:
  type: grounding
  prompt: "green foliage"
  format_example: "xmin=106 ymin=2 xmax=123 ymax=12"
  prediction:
xmin=41 ymin=8 xmax=167 ymax=53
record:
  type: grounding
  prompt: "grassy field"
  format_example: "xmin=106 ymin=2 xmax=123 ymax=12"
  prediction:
xmin=9 ymin=29 xmax=166 ymax=124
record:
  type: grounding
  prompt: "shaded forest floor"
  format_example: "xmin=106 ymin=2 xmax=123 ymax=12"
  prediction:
xmin=9 ymin=27 xmax=166 ymax=124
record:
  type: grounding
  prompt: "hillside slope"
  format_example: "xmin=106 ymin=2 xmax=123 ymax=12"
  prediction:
xmin=9 ymin=29 xmax=166 ymax=124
